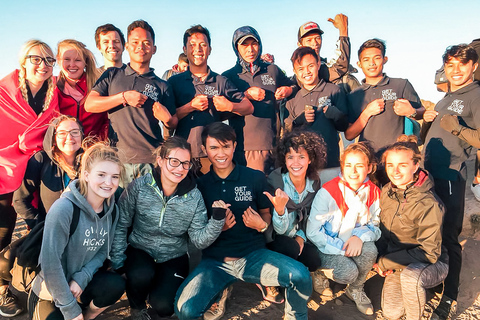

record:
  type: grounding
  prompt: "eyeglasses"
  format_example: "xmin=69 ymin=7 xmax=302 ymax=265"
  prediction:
xmin=26 ymin=55 xmax=56 ymax=67
xmin=167 ymin=157 xmax=193 ymax=170
xmin=56 ymin=129 xmax=82 ymax=139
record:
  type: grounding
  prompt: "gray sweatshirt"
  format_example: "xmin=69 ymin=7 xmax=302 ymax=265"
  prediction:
xmin=32 ymin=180 xmax=118 ymax=320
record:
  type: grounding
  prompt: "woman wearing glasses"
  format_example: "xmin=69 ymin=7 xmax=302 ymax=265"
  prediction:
xmin=110 ymin=136 xmax=225 ymax=320
xmin=56 ymin=40 xmax=107 ymax=139
xmin=0 ymin=40 xmax=57 ymax=314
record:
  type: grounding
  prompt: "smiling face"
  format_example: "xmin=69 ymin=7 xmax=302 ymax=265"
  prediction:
xmin=237 ymin=37 xmax=259 ymax=63
xmin=342 ymin=151 xmax=372 ymax=191
xmin=24 ymin=45 xmax=54 ymax=86
xmin=357 ymin=47 xmax=387 ymax=83
xmin=59 ymin=47 xmax=86 ymax=81
xmin=158 ymin=147 xmax=191 ymax=186
xmin=204 ymin=137 xmax=236 ymax=172
xmin=98 ymin=31 xmax=124 ymax=65
xmin=84 ymin=160 xmax=120 ymax=201
xmin=444 ymin=57 xmax=478 ymax=92
xmin=55 ymin=119 xmax=82 ymax=156
xmin=184 ymin=32 xmax=211 ymax=68
xmin=293 ymin=53 xmax=320 ymax=90
xmin=285 ymin=147 xmax=310 ymax=180
xmin=385 ymin=150 xmax=419 ymax=189
xmin=126 ymin=27 xmax=156 ymax=65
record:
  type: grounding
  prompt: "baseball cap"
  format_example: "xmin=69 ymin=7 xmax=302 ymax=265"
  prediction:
xmin=434 ymin=66 xmax=447 ymax=84
xmin=238 ymin=35 xmax=259 ymax=45
xmin=298 ymin=21 xmax=324 ymax=42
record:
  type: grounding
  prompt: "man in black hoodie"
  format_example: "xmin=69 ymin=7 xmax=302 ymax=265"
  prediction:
xmin=223 ymin=26 xmax=294 ymax=173
xmin=423 ymin=44 xmax=480 ymax=320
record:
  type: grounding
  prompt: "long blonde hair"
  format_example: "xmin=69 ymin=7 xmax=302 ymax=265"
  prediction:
xmin=57 ymin=39 xmax=100 ymax=92
xmin=18 ymin=40 xmax=56 ymax=111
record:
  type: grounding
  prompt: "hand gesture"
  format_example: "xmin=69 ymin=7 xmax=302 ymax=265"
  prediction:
xmin=263 ymin=189 xmax=289 ymax=216
xmin=328 ymin=14 xmax=348 ymax=37
xmin=243 ymin=207 xmax=267 ymax=231
xmin=373 ymin=263 xmax=394 ymax=277
xmin=123 ymin=91 xmax=147 ymax=108
xmin=295 ymin=236 xmax=305 ymax=256
xmin=245 ymin=87 xmax=266 ymax=101
xmin=212 ymin=200 xmax=235 ymax=231
xmin=440 ymin=114 xmax=461 ymax=134
xmin=423 ymin=110 xmax=439 ymax=122
xmin=213 ymin=95 xmax=234 ymax=112
xmin=342 ymin=235 xmax=363 ymax=257
xmin=393 ymin=99 xmax=415 ymax=117
xmin=274 ymin=86 xmax=293 ymax=100
xmin=364 ymin=99 xmax=385 ymax=117
xmin=153 ymin=102 xmax=172 ymax=122
xmin=305 ymin=108 xmax=315 ymax=123
xmin=69 ymin=280 xmax=83 ymax=299
xmin=191 ymin=94 xmax=209 ymax=111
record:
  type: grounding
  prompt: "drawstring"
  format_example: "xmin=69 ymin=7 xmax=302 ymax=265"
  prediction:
xmin=448 ymin=181 xmax=452 ymax=196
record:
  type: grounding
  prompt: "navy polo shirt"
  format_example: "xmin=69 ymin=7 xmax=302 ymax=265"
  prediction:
xmin=197 ymin=164 xmax=271 ymax=260
xmin=223 ymin=62 xmax=293 ymax=152
xmin=347 ymin=75 xmax=422 ymax=155
xmin=285 ymin=79 xmax=348 ymax=168
xmin=92 ymin=64 xmax=176 ymax=164
xmin=424 ymin=81 xmax=480 ymax=181
xmin=168 ymin=68 xmax=244 ymax=158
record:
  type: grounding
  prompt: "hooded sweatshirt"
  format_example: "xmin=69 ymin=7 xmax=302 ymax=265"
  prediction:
xmin=32 ymin=180 xmax=118 ymax=320
xmin=12 ymin=117 xmax=81 ymax=228
xmin=377 ymin=169 xmax=446 ymax=271
xmin=223 ymin=26 xmax=293 ymax=155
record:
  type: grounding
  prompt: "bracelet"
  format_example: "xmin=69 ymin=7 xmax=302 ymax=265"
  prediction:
xmin=260 ymin=222 xmax=269 ymax=233
xmin=121 ymin=92 xmax=128 ymax=106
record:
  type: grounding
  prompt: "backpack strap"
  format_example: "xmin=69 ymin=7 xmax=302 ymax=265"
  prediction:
xmin=69 ymin=203 xmax=81 ymax=237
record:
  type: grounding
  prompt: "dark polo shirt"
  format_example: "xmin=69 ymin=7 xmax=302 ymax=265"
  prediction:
xmin=285 ymin=79 xmax=348 ymax=168
xmin=92 ymin=64 xmax=176 ymax=164
xmin=348 ymin=75 xmax=422 ymax=155
xmin=197 ymin=164 xmax=271 ymax=261
xmin=168 ymin=68 xmax=243 ymax=158
xmin=424 ymin=81 xmax=480 ymax=181
xmin=222 ymin=62 xmax=293 ymax=153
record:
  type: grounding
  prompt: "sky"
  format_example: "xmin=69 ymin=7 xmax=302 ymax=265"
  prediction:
xmin=0 ymin=0 xmax=479 ymax=103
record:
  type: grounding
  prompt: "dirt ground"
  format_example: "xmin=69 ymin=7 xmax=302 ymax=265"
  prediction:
xmin=3 ymin=156 xmax=479 ymax=320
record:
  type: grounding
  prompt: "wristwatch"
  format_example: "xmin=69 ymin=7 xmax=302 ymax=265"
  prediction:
xmin=408 ymin=111 xmax=417 ymax=119
xmin=452 ymin=127 xmax=463 ymax=136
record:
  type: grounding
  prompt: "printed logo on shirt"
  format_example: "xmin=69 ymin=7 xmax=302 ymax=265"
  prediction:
xmin=261 ymin=75 xmax=276 ymax=86
xmin=447 ymin=99 xmax=465 ymax=114
xmin=381 ymin=89 xmax=397 ymax=101
xmin=204 ymin=85 xmax=219 ymax=97
xmin=234 ymin=186 xmax=253 ymax=202
xmin=318 ymin=96 xmax=332 ymax=108
xmin=142 ymin=84 xmax=159 ymax=102
xmin=83 ymin=227 xmax=108 ymax=251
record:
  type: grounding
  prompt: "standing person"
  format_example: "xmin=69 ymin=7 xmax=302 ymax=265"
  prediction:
xmin=0 ymin=40 xmax=58 ymax=273
xmin=263 ymin=130 xmax=325 ymax=302
xmin=307 ymin=142 xmax=381 ymax=315
xmin=422 ymin=44 xmax=480 ymax=320
xmin=168 ymin=25 xmax=253 ymax=174
xmin=85 ymin=20 xmax=177 ymax=185
xmin=175 ymin=122 xmax=312 ymax=320
xmin=57 ymin=40 xmax=107 ymax=139
xmin=110 ymin=136 xmax=225 ymax=320
xmin=94 ymin=23 xmax=125 ymax=71
xmin=13 ymin=115 xmax=84 ymax=229
xmin=28 ymin=142 xmax=126 ymax=320
xmin=223 ymin=26 xmax=294 ymax=172
xmin=377 ymin=136 xmax=448 ymax=320
xmin=285 ymin=46 xmax=349 ymax=184
xmin=162 ymin=53 xmax=189 ymax=80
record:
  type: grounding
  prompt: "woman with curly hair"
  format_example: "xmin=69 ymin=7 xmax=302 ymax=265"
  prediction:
xmin=258 ymin=130 xmax=326 ymax=303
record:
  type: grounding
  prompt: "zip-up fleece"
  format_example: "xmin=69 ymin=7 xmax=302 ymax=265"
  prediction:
xmin=110 ymin=171 xmax=224 ymax=269
xmin=378 ymin=169 xmax=446 ymax=271
xmin=32 ymin=180 xmax=118 ymax=320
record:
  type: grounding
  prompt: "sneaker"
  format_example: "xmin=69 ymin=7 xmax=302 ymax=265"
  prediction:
xmin=311 ymin=270 xmax=333 ymax=297
xmin=203 ymin=286 xmax=232 ymax=320
xmin=471 ymin=183 xmax=480 ymax=202
xmin=345 ymin=285 xmax=374 ymax=315
xmin=0 ymin=289 xmax=23 ymax=317
xmin=431 ymin=295 xmax=457 ymax=320
xmin=255 ymin=284 xmax=285 ymax=304
xmin=130 ymin=308 xmax=151 ymax=320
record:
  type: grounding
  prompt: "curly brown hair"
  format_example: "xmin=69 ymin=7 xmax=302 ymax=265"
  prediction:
xmin=275 ymin=130 xmax=326 ymax=180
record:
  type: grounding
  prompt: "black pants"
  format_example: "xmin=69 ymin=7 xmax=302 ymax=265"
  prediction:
xmin=0 ymin=192 xmax=16 ymax=286
xmin=28 ymin=270 xmax=125 ymax=320
xmin=267 ymin=235 xmax=322 ymax=272
xmin=434 ymin=177 xmax=465 ymax=300
xmin=124 ymin=246 xmax=189 ymax=317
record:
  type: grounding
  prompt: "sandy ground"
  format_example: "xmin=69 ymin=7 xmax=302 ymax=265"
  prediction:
xmin=3 ymin=156 xmax=479 ymax=320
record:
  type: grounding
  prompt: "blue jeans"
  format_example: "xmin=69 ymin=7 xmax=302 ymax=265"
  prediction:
xmin=175 ymin=248 xmax=312 ymax=320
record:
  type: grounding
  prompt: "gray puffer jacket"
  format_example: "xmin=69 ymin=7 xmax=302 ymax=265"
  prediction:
xmin=110 ymin=171 xmax=224 ymax=269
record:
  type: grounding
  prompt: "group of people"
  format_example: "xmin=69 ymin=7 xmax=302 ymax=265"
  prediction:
xmin=0 ymin=14 xmax=478 ymax=320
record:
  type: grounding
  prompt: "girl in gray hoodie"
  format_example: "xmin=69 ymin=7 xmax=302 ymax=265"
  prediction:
xmin=29 ymin=142 xmax=126 ymax=320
